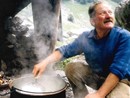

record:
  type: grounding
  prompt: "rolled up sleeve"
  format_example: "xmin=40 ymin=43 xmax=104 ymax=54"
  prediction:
xmin=109 ymin=34 xmax=130 ymax=80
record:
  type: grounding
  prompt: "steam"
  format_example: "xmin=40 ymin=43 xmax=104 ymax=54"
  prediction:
xmin=31 ymin=0 xmax=60 ymax=74
xmin=32 ymin=0 xmax=58 ymax=62
xmin=5 ymin=0 xmax=60 ymax=76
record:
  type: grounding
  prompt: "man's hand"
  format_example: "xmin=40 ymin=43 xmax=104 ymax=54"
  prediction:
xmin=33 ymin=61 xmax=47 ymax=77
xmin=32 ymin=50 xmax=62 ymax=77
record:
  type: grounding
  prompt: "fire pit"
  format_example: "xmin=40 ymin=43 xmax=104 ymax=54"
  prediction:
xmin=0 ymin=72 xmax=11 ymax=90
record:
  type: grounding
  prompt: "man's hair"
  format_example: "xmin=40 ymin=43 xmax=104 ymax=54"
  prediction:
xmin=88 ymin=1 xmax=104 ymax=18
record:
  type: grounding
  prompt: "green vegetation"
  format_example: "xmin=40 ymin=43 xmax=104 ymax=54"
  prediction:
xmin=61 ymin=0 xmax=92 ymax=32
xmin=55 ymin=58 xmax=74 ymax=70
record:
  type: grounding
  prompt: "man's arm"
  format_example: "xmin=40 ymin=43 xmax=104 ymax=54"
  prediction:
xmin=85 ymin=73 xmax=119 ymax=98
xmin=96 ymin=73 xmax=119 ymax=97
xmin=32 ymin=50 xmax=63 ymax=77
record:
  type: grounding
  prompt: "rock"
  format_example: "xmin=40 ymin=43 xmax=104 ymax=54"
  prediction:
xmin=107 ymin=82 xmax=130 ymax=98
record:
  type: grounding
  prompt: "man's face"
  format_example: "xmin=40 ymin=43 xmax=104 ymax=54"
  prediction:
xmin=92 ymin=3 xmax=115 ymax=30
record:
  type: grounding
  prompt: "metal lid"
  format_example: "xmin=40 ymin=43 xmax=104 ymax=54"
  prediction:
xmin=12 ymin=74 xmax=67 ymax=95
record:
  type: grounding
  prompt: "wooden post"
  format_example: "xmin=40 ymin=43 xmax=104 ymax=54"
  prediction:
xmin=31 ymin=0 xmax=61 ymax=62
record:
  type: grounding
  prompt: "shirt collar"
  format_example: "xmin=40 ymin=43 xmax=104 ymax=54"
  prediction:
xmin=88 ymin=28 xmax=113 ymax=39
xmin=88 ymin=29 xmax=97 ymax=38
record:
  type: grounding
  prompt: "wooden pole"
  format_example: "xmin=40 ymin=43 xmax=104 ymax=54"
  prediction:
xmin=31 ymin=0 xmax=61 ymax=62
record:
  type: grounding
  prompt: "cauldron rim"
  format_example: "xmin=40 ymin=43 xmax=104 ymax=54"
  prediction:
xmin=11 ymin=73 xmax=67 ymax=96
xmin=12 ymin=84 xmax=67 ymax=96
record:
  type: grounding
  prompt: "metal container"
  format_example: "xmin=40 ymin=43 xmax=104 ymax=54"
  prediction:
xmin=1 ymin=73 xmax=67 ymax=98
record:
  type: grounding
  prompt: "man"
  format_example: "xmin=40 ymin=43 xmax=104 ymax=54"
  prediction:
xmin=33 ymin=1 xmax=130 ymax=98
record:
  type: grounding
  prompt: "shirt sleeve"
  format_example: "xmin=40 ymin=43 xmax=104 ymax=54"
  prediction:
xmin=56 ymin=33 xmax=85 ymax=59
xmin=109 ymin=30 xmax=130 ymax=80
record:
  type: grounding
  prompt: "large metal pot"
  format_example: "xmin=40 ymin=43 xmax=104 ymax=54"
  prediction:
xmin=10 ymin=73 xmax=67 ymax=98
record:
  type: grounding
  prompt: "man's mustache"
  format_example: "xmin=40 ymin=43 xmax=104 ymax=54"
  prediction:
xmin=104 ymin=18 xmax=113 ymax=23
